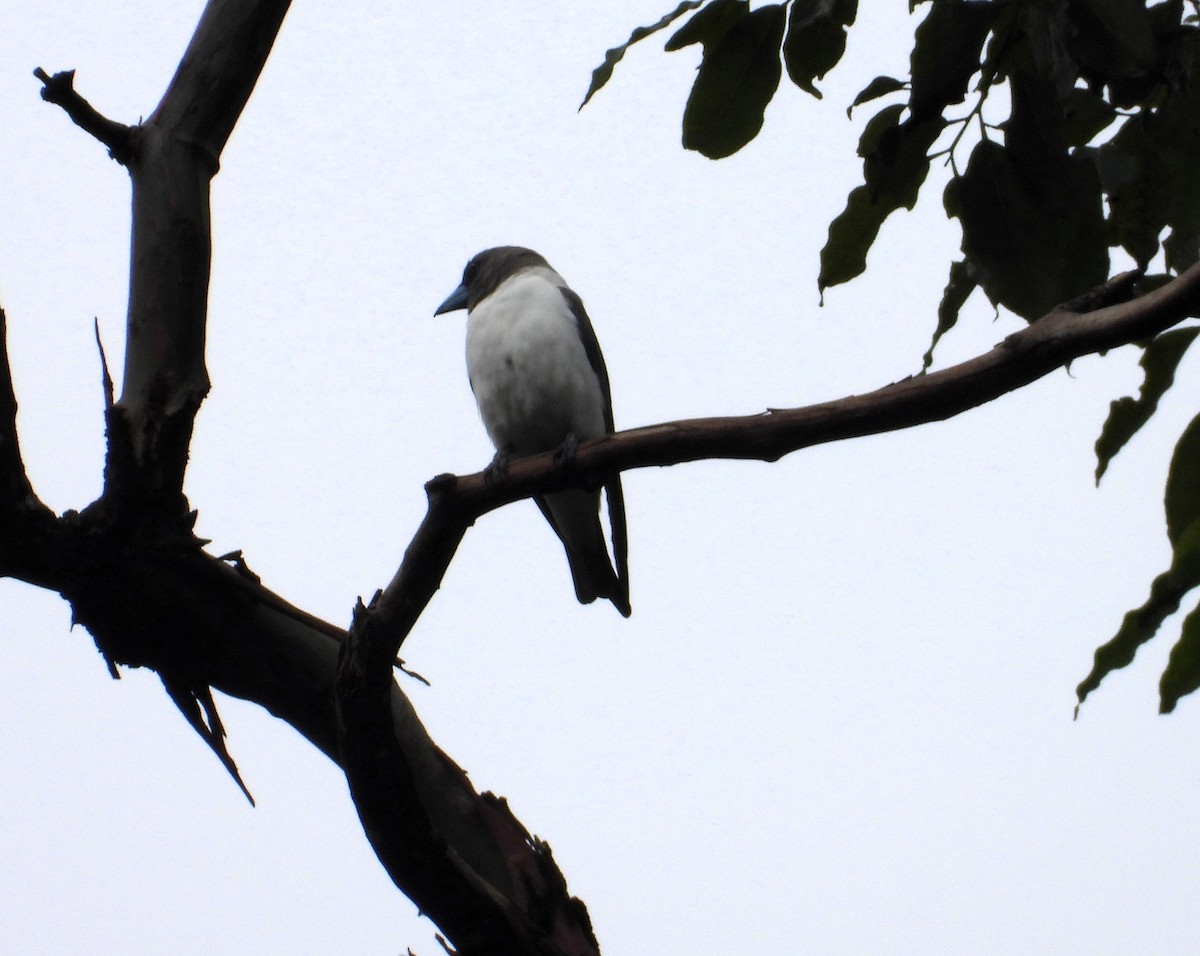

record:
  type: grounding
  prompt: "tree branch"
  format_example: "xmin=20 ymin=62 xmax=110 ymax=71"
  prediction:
xmin=0 ymin=306 xmax=63 ymax=581
xmin=32 ymin=69 xmax=136 ymax=164
xmin=150 ymin=0 xmax=294 ymax=164
xmin=21 ymin=0 xmax=1200 ymax=948
xmin=360 ymin=264 xmax=1200 ymax=663
xmin=329 ymin=264 xmax=1199 ymax=950
xmin=42 ymin=0 xmax=294 ymax=506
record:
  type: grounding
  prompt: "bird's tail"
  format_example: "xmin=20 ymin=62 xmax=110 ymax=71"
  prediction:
xmin=565 ymin=542 xmax=631 ymax=618
xmin=538 ymin=489 xmax=631 ymax=617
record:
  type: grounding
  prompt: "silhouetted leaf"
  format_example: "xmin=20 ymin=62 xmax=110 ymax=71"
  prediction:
xmin=818 ymin=185 xmax=891 ymax=291
xmin=1066 ymin=0 xmax=1160 ymax=99
xmin=946 ymin=73 xmax=1108 ymax=321
xmin=847 ymin=75 xmax=906 ymax=117
xmin=665 ymin=0 xmax=747 ymax=51
xmin=1165 ymin=227 xmax=1200 ymax=274
xmin=681 ymin=4 xmax=787 ymax=158
xmin=581 ymin=0 xmax=705 ymax=108
xmin=1166 ymin=412 xmax=1200 ymax=547
xmin=863 ymin=113 xmax=942 ymax=210
xmin=923 ymin=259 xmax=977 ymax=370
xmin=1077 ymin=517 xmax=1200 ymax=711
xmin=1082 ymin=413 xmax=1200 ymax=709
xmin=857 ymin=103 xmax=905 ymax=158
xmin=1059 ymin=87 xmax=1118 ymax=146
xmin=1151 ymin=63 xmax=1200 ymax=263
xmin=1095 ymin=328 xmax=1200 ymax=483
xmin=1094 ymin=125 xmax=1169 ymax=267
xmin=782 ymin=0 xmax=857 ymax=99
xmin=1018 ymin=2 xmax=1078 ymax=102
xmin=819 ymin=105 xmax=940 ymax=291
xmin=1160 ymin=599 xmax=1200 ymax=712
xmin=1096 ymin=46 xmax=1200 ymax=267
xmin=909 ymin=0 xmax=996 ymax=120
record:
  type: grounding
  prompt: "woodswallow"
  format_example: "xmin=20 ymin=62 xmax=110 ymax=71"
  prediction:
xmin=436 ymin=246 xmax=631 ymax=617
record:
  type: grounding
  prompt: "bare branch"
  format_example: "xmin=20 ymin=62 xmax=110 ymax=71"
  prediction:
xmin=105 ymin=0 xmax=293 ymax=505
xmin=363 ymin=264 xmax=1200 ymax=660
xmin=151 ymin=0 xmax=294 ymax=164
xmin=328 ymin=263 xmax=1199 ymax=951
xmin=32 ymin=68 xmax=136 ymax=164
xmin=323 ymin=263 xmax=1200 ymax=949
xmin=338 ymin=598 xmax=601 ymax=956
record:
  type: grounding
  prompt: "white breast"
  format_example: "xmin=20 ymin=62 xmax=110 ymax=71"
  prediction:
xmin=465 ymin=267 xmax=606 ymax=455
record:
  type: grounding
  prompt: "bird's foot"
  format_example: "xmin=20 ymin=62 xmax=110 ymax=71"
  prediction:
xmin=483 ymin=449 xmax=511 ymax=486
xmin=553 ymin=433 xmax=580 ymax=470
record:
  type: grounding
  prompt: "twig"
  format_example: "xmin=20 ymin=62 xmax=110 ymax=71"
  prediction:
xmin=33 ymin=68 xmax=136 ymax=164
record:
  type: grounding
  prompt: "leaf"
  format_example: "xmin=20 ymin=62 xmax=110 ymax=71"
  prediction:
xmin=847 ymin=75 xmax=906 ymax=118
xmin=946 ymin=72 xmax=1108 ymax=322
xmin=819 ymin=106 xmax=941 ymax=292
xmin=1076 ymin=517 xmax=1200 ymax=711
xmin=922 ymin=259 xmax=977 ymax=370
xmin=857 ymin=103 xmax=905 ymax=158
xmin=681 ymin=4 xmax=787 ymax=158
xmin=665 ymin=0 xmax=748 ymax=51
xmin=819 ymin=184 xmax=890 ymax=291
xmin=862 ymin=113 xmax=942 ymax=210
xmin=908 ymin=0 xmax=996 ymax=121
xmin=1058 ymin=87 xmax=1118 ymax=147
xmin=1017 ymin=1 xmax=1078 ymax=103
xmin=1094 ymin=123 xmax=1170 ymax=267
xmin=1065 ymin=0 xmax=1160 ymax=81
xmin=1149 ymin=65 xmax=1200 ymax=264
xmin=581 ymin=0 xmax=705 ymax=107
xmin=1094 ymin=328 xmax=1200 ymax=483
xmin=1165 ymin=226 xmax=1200 ymax=274
xmin=782 ymin=0 xmax=857 ymax=99
xmin=1160 ymin=599 xmax=1200 ymax=713
xmin=1166 ymin=411 xmax=1200 ymax=548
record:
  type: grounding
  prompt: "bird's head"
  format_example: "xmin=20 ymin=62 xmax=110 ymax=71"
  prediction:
xmin=434 ymin=246 xmax=550 ymax=314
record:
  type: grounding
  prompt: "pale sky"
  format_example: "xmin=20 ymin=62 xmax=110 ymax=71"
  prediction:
xmin=3 ymin=2 xmax=1199 ymax=954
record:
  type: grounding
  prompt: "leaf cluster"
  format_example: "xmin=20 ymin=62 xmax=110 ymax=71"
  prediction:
xmin=589 ymin=0 xmax=1200 ymax=712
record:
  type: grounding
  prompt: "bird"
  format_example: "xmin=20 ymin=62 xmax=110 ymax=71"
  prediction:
xmin=435 ymin=246 xmax=631 ymax=617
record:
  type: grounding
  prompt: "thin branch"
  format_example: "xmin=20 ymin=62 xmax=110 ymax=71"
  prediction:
xmin=33 ymin=68 xmax=136 ymax=164
xmin=366 ymin=263 xmax=1200 ymax=660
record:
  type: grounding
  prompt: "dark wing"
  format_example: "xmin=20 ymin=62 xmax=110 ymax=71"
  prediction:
xmin=533 ymin=494 xmax=567 ymax=545
xmin=560 ymin=287 xmax=615 ymax=433
xmin=558 ymin=286 xmax=629 ymax=598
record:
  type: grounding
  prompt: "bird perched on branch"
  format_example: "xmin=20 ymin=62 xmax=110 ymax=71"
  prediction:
xmin=436 ymin=246 xmax=631 ymax=617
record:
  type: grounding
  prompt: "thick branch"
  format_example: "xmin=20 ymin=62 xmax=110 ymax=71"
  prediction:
xmin=29 ymin=1 xmax=597 ymax=951
xmin=115 ymin=0 xmax=292 ymax=495
xmin=150 ymin=0 xmax=294 ymax=161
xmin=338 ymin=605 xmax=599 ymax=956
xmin=32 ymin=2 xmax=295 ymax=506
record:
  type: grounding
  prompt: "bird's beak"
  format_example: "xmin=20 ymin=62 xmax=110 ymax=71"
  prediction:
xmin=434 ymin=284 xmax=469 ymax=315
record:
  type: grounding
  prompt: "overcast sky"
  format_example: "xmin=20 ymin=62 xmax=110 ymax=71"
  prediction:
xmin=3 ymin=2 xmax=1199 ymax=954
